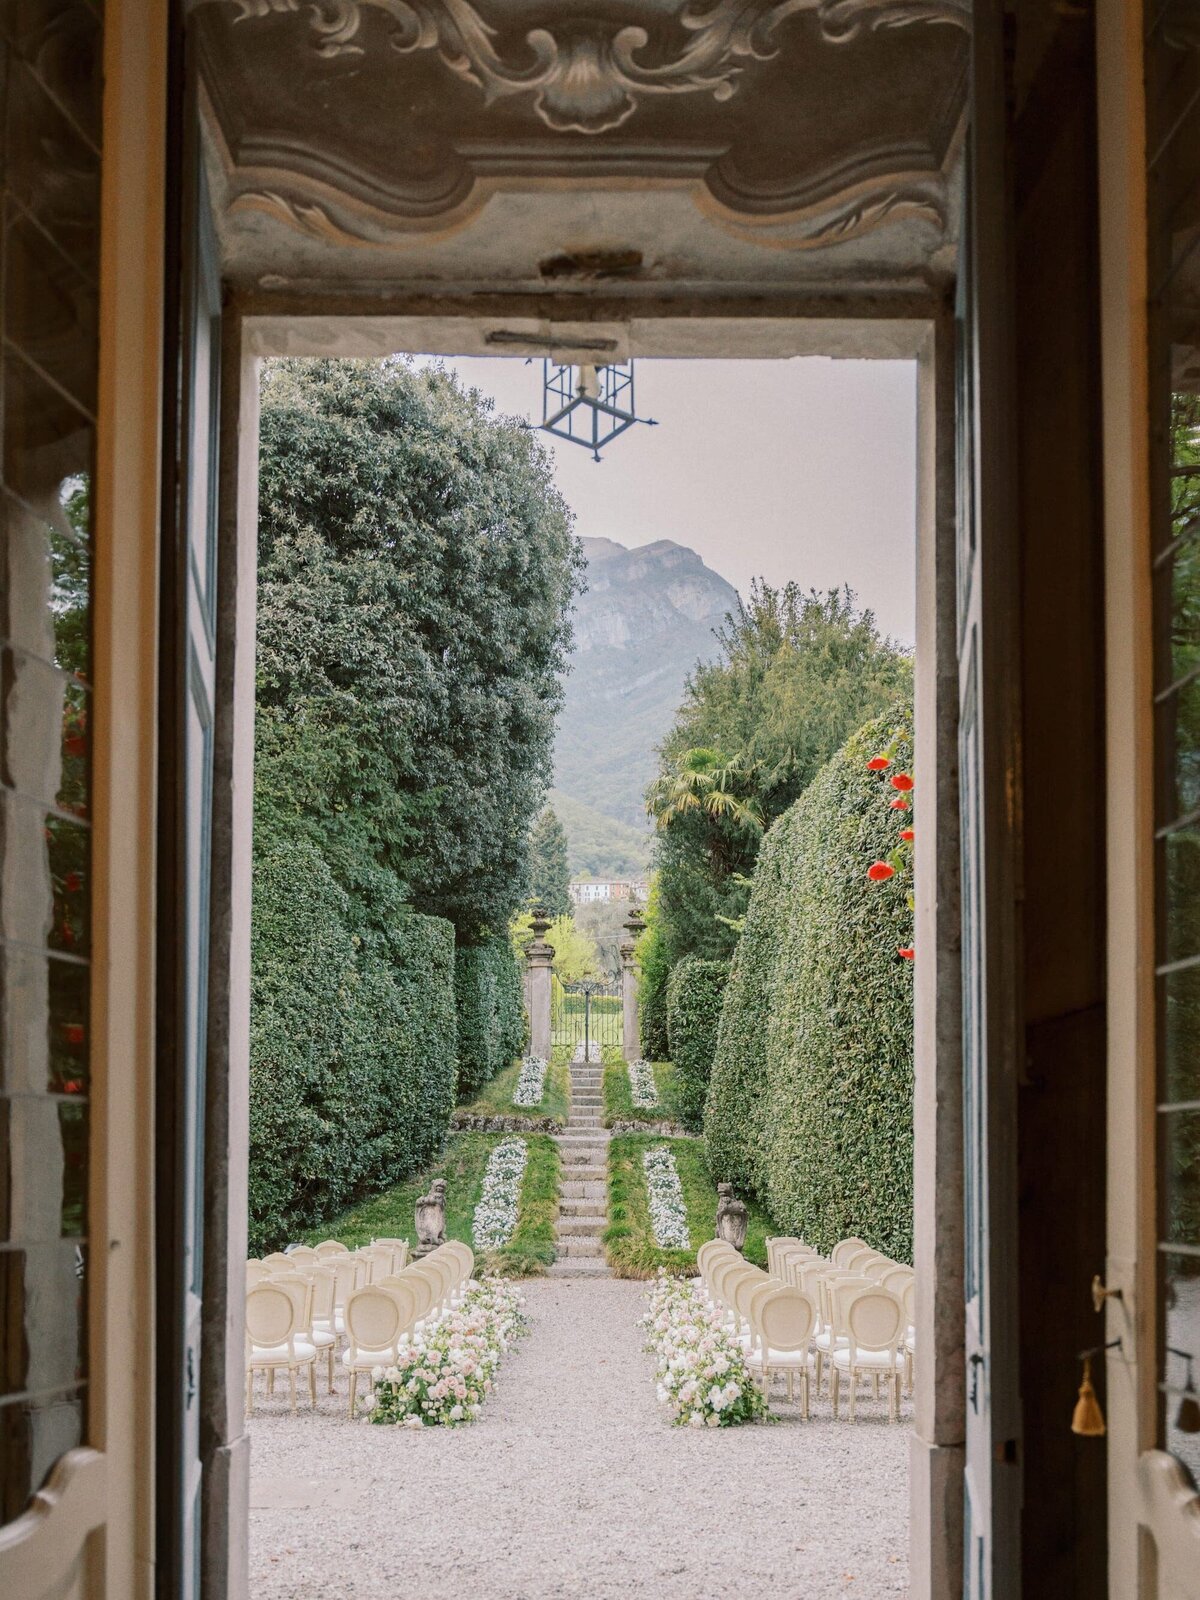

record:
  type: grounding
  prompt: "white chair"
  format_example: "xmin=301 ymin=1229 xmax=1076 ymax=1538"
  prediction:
xmin=831 ymin=1238 xmax=868 ymax=1268
xmin=765 ymin=1236 xmax=804 ymax=1276
xmin=746 ymin=1287 xmax=818 ymax=1415
xmin=343 ymin=1286 xmax=416 ymax=1419
xmin=260 ymin=1251 xmax=292 ymax=1272
xmin=245 ymin=1259 xmax=269 ymax=1289
xmin=314 ymin=1239 xmax=350 ymax=1258
xmin=814 ymin=1274 xmax=870 ymax=1393
xmin=831 ymin=1288 xmax=905 ymax=1421
xmin=374 ymin=1238 xmax=411 ymax=1274
xmin=354 ymin=1245 xmax=394 ymax=1284
xmin=245 ymin=1283 xmax=317 ymax=1414
xmin=285 ymin=1245 xmax=318 ymax=1267
xmin=308 ymin=1265 xmax=340 ymax=1392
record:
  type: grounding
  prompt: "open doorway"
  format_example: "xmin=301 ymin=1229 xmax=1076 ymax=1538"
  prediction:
xmin=232 ymin=345 xmax=926 ymax=1598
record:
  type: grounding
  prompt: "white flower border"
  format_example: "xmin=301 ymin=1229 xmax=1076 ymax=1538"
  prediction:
xmin=472 ymin=1137 xmax=528 ymax=1249
xmin=627 ymin=1058 xmax=658 ymax=1108
xmin=643 ymin=1145 xmax=690 ymax=1249
xmin=512 ymin=1055 xmax=548 ymax=1107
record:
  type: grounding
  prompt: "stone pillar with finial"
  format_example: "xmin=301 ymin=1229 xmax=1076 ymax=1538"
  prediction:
xmin=525 ymin=905 xmax=555 ymax=1061
xmin=620 ymin=903 xmax=645 ymax=1062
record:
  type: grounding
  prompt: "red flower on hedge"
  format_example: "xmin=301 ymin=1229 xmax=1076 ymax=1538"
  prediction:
xmin=899 ymin=828 xmax=915 ymax=842
xmin=867 ymin=862 xmax=895 ymax=882
xmin=63 ymin=1022 xmax=85 ymax=1047
xmin=891 ymin=773 xmax=914 ymax=792
xmin=867 ymin=755 xmax=889 ymax=771
xmin=898 ymin=946 xmax=915 ymax=960
xmin=890 ymin=797 xmax=909 ymax=811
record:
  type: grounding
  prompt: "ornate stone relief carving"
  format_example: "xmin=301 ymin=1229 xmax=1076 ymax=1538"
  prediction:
xmin=222 ymin=0 xmax=968 ymax=135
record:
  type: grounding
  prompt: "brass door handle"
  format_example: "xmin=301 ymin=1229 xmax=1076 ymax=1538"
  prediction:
xmin=1092 ymin=1275 xmax=1123 ymax=1313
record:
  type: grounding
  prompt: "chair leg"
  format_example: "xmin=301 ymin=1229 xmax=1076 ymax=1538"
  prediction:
xmin=288 ymin=1367 xmax=297 ymax=1413
xmin=268 ymin=1368 xmax=275 ymax=1396
xmin=801 ymin=1369 xmax=810 ymax=1422
xmin=309 ymin=1361 xmax=317 ymax=1407
xmin=246 ymin=1367 xmax=254 ymax=1417
xmin=831 ymin=1366 xmax=840 ymax=1420
xmin=328 ymin=1346 xmax=335 ymax=1394
xmin=787 ymin=1370 xmax=794 ymax=1403
xmin=892 ymin=1373 xmax=900 ymax=1423
xmin=849 ymin=1369 xmax=857 ymax=1424
xmin=873 ymin=1372 xmax=880 ymax=1400
xmin=349 ymin=1370 xmax=358 ymax=1421
xmin=815 ymin=1349 xmax=824 ymax=1393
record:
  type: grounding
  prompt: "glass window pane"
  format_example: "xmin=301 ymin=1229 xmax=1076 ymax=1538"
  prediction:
xmin=1162 ymin=962 xmax=1200 ymax=1104
xmin=1162 ymin=1251 xmax=1200 ymax=1487
xmin=1159 ymin=530 xmax=1200 ymax=689
xmin=0 ymin=1243 xmax=85 ymax=1395
xmin=4 ymin=203 xmax=98 ymax=413
xmin=1162 ymin=828 xmax=1200 ymax=963
xmin=1158 ymin=678 xmax=1200 ymax=823
xmin=0 ymin=1386 xmax=83 ymax=1527
xmin=1161 ymin=1108 xmax=1200 ymax=1246
xmin=0 ymin=500 xmax=91 ymax=680
xmin=4 ymin=60 xmax=99 ymax=280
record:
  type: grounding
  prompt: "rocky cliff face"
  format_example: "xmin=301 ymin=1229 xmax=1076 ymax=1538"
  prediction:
xmin=553 ymin=537 xmax=738 ymax=837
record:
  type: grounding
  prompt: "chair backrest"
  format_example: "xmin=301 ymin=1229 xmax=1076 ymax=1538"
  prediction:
xmin=271 ymin=1272 xmax=314 ymax=1336
xmin=261 ymin=1251 xmax=292 ymax=1272
xmin=373 ymin=1238 xmax=411 ymax=1273
xmin=345 ymin=1287 xmax=402 ymax=1353
xmin=732 ymin=1269 xmax=772 ymax=1325
xmin=401 ymin=1265 xmax=440 ymax=1321
xmin=778 ymin=1246 xmax=816 ymax=1287
xmin=858 ymin=1253 xmax=894 ymax=1283
xmin=309 ymin=1264 xmax=337 ymax=1323
xmin=330 ymin=1253 xmax=363 ymax=1309
xmin=756 ymin=1287 xmax=816 ymax=1354
xmin=442 ymin=1240 xmax=473 ymax=1283
xmin=722 ymin=1263 xmax=767 ymax=1320
xmin=846 ymin=1246 xmax=881 ymax=1274
xmin=285 ymin=1245 xmax=318 ymax=1266
xmin=880 ymin=1264 xmax=914 ymax=1296
xmin=846 ymin=1289 xmax=904 ymax=1355
xmin=356 ymin=1245 xmax=395 ymax=1284
xmin=827 ymin=1275 xmax=871 ymax=1336
xmin=246 ymin=1283 xmax=295 ymax=1349
xmin=422 ymin=1252 xmax=455 ymax=1301
xmin=700 ymin=1242 xmax=738 ymax=1286
xmin=376 ymin=1274 xmax=420 ymax=1332
xmin=831 ymin=1238 xmax=867 ymax=1269
xmin=765 ymin=1236 xmax=803 ymax=1275
xmin=708 ymin=1255 xmax=742 ymax=1308
xmin=314 ymin=1240 xmax=349 ymax=1258
xmin=245 ymin=1260 xmax=269 ymax=1289
xmin=901 ymin=1277 xmax=916 ymax=1328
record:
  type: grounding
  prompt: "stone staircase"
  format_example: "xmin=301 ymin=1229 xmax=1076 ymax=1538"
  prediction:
xmin=549 ymin=1059 xmax=612 ymax=1278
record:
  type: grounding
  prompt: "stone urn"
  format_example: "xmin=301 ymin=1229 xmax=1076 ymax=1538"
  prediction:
xmin=715 ymin=1182 xmax=749 ymax=1253
xmin=414 ymin=1177 xmax=447 ymax=1257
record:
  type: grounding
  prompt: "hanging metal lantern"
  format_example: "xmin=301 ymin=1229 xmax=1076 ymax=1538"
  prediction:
xmin=540 ymin=359 xmax=655 ymax=460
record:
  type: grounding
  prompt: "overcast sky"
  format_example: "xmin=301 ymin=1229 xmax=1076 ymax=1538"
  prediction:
xmin=424 ymin=355 xmax=917 ymax=646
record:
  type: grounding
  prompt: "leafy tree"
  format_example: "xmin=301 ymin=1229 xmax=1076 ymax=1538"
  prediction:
xmin=509 ymin=909 xmax=601 ymax=984
xmin=527 ymin=806 xmax=572 ymax=917
xmin=649 ymin=583 xmax=911 ymax=963
xmin=636 ymin=879 xmax=672 ymax=1060
xmin=256 ymin=357 xmax=584 ymax=945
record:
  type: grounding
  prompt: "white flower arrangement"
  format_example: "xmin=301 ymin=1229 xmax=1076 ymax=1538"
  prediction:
xmin=512 ymin=1055 xmax=548 ymax=1107
xmin=366 ymin=1277 xmax=528 ymax=1427
xmin=627 ymin=1058 xmax=658 ymax=1108
xmin=639 ymin=1272 xmax=768 ymax=1428
xmin=571 ymin=1040 xmax=602 ymax=1063
xmin=471 ymin=1137 xmax=528 ymax=1249
xmin=643 ymin=1145 xmax=691 ymax=1249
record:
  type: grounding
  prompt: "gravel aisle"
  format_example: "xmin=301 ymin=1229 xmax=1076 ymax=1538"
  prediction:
xmin=249 ymin=1278 xmax=909 ymax=1599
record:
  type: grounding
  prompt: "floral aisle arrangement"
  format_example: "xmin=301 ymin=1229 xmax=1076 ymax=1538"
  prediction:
xmin=472 ymin=1137 xmax=528 ymax=1249
xmin=640 ymin=1272 xmax=768 ymax=1428
xmin=627 ymin=1058 xmax=658 ymax=1108
xmin=366 ymin=1277 xmax=528 ymax=1428
xmin=512 ymin=1055 xmax=548 ymax=1106
xmin=643 ymin=1145 xmax=690 ymax=1248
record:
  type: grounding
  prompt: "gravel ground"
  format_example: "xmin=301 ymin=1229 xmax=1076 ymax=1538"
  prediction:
xmin=248 ymin=1278 xmax=910 ymax=1600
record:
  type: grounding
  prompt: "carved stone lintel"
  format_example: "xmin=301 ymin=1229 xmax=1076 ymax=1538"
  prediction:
xmin=715 ymin=1181 xmax=749 ymax=1252
xmin=413 ymin=1176 xmax=447 ymax=1256
xmin=222 ymin=0 xmax=970 ymax=136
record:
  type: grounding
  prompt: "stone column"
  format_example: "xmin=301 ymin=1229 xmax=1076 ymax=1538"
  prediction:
xmin=525 ymin=905 xmax=555 ymax=1061
xmin=620 ymin=905 xmax=644 ymax=1062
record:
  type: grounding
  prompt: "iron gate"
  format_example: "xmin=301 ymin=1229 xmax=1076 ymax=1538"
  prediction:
xmin=552 ymin=976 xmax=623 ymax=1059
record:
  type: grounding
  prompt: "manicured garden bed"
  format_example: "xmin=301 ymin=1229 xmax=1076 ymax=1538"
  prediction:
xmin=303 ymin=1130 xmax=561 ymax=1276
xmin=604 ymin=1133 xmax=776 ymax=1277
xmin=453 ymin=1056 xmax=570 ymax=1128
xmin=602 ymin=1059 xmax=681 ymax=1127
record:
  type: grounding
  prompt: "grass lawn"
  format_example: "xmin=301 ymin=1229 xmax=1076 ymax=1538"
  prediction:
xmin=457 ymin=1056 xmax=570 ymax=1124
xmin=605 ymin=1133 xmax=777 ymax=1278
xmin=603 ymin=1058 xmax=680 ymax=1125
xmin=302 ymin=1130 xmax=562 ymax=1276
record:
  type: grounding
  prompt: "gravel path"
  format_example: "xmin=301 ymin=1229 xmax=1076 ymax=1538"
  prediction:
xmin=249 ymin=1278 xmax=910 ymax=1599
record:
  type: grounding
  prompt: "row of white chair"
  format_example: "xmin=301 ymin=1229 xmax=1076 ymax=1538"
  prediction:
xmin=697 ymin=1239 xmax=911 ymax=1421
xmin=244 ymin=1240 xmax=473 ymax=1419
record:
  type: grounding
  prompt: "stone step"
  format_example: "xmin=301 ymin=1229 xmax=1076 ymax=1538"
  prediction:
xmin=558 ymin=1138 xmax=608 ymax=1153
xmin=547 ymin=1258 xmax=612 ymax=1278
xmin=559 ymin=1196 xmax=606 ymax=1216
xmin=558 ymin=1235 xmax=604 ymax=1258
xmin=555 ymin=1214 xmax=605 ymax=1237
xmin=560 ymin=1159 xmax=606 ymax=1177
xmin=571 ymin=1092 xmax=603 ymax=1102
xmin=558 ymin=1128 xmax=608 ymax=1140
xmin=560 ymin=1180 xmax=606 ymax=1201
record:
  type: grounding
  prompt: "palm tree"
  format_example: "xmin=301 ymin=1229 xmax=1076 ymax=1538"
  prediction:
xmin=646 ymin=747 xmax=765 ymax=835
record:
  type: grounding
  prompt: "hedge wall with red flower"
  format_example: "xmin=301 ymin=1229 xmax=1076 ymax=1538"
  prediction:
xmin=703 ymin=704 xmax=915 ymax=1260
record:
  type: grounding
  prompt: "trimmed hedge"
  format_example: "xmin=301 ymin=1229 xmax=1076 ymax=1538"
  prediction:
xmin=666 ymin=956 xmax=729 ymax=1132
xmin=454 ymin=935 xmax=526 ymax=1099
xmin=249 ymin=839 xmax=457 ymax=1253
xmin=637 ymin=915 xmax=672 ymax=1061
xmin=704 ymin=705 xmax=914 ymax=1261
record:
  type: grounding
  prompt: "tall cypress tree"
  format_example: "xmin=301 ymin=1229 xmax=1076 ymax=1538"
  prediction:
xmin=528 ymin=806 xmax=572 ymax=917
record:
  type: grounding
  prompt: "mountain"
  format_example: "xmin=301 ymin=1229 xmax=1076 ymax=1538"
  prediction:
xmin=552 ymin=537 xmax=739 ymax=842
xmin=549 ymin=788 xmax=652 ymax=878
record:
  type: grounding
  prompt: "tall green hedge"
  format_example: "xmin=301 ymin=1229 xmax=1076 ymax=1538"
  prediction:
xmin=704 ymin=705 xmax=914 ymax=1261
xmin=637 ymin=915 xmax=672 ymax=1060
xmin=249 ymin=839 xmax=457 ymax=1253
xmin=667 ymin=956 xmax=730 ymax=1131
xmin=454 ymin=935 xmax=526 ymax=1098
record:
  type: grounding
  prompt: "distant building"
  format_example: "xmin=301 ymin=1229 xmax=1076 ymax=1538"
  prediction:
xmin=569 ymin=878 xmax=649 ymax=907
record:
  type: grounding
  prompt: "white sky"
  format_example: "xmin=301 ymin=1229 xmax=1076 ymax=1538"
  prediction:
xmin=421 ymin=355 xmax=917 ymax=646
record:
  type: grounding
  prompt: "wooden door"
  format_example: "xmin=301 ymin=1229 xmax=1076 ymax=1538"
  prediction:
xmin=956 ymin=6 xmax=1023 ymax=1593
xmin=156 ymin=122 xmax=221 ymax=1600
